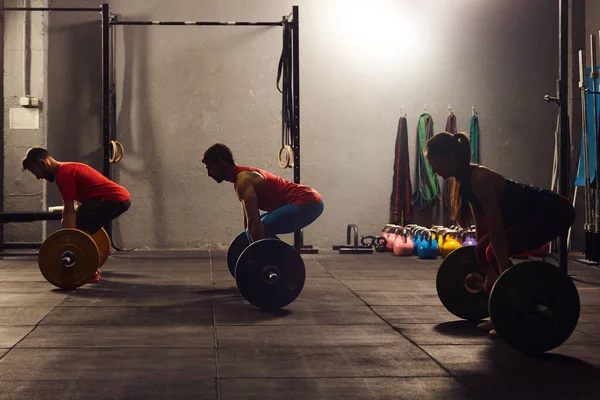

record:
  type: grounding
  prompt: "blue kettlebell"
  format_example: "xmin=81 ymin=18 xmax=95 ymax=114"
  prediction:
xmin=413 ymin=228 xmax=424 ymax=255
xmin=417 ymin=231 xmax=439 ymax=259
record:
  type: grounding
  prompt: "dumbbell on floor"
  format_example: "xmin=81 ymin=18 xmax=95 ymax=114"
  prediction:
xmin=436 ymin=246 xmax=580 ymax=354
xmin=38 ymin=227 xmax=111 ymax=289
xmin=227 ymin=232 xmax=306 ymax=311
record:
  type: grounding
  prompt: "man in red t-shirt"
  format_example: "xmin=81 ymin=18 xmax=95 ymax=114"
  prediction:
xmin=202 ymin=143 xmax=324 ymax=243
xmin=21 ymin=147 xmax=131 ymax=282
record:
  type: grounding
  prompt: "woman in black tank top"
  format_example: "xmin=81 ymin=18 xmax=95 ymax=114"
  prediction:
xmin=425 ymin=132 xmax=575 ymax=296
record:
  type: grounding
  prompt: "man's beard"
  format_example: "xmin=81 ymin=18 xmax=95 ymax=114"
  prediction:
xmin=44 ymin=172 xmax=56 ymax=182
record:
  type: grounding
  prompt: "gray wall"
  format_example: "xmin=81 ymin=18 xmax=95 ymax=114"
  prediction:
xmin=45 ymin=1 xmax=103 ymax=234
xmin=586 ymin=0 xmax=600 ymax=47
xmin=2 ymin=0 xmax=48 ymax=243
xmin=6 ymin=0 xmax=576 ymax=249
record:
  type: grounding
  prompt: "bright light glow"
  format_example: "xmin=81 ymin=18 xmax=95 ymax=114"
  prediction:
xmin=334 ymin=1 xmax=428 ymax=69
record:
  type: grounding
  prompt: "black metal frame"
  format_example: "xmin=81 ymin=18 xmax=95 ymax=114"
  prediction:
xmin=290 ymin=6 xmax=305 ymax=252
xmin=1 ymin=4 xmax=306 ymax=254
xmin=106 ymin=6 xmax=309 ymax=252
xmin=1 ymin=7 xmax=101 ymax=12
xmin=557 ymin=0 xmax=570 ymax=272
xmin=110 ymin=20 xmax=282 ymax=26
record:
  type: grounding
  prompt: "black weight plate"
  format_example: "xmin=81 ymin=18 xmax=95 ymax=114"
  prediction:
xmin=489 ymin=261 xmax=580 ymax=354
xmin=436 ymin=246 xmax=489 ymax=321
xmin=227 ymin=232 xmax=250 ymax=277
xmin=235 ymin=238 xmax=305 ymax=311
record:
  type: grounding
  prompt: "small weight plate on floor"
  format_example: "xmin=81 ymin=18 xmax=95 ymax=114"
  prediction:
xmin=489 ymin=261 xmax=580 ymax=354
xmin=91 ymin=228 xmax=111 ymax=268
xmin=235 ymin=238 xmax=305 ymax=311
xmin=436 ymin=246 xmax=489 ymax=321
xmin=339 ymin=247 xmax=373 ymax=254
xmin=227 ymin=231 xmax=250 ymax=277
xmin=38 ymin=228 xmax=99 ymax=289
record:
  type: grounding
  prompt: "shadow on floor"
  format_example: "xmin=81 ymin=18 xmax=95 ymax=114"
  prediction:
xmin=433 ymin=320 xmax=490 ymax=338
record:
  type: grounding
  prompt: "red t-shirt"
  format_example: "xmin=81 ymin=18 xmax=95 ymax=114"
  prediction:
xmin=55 ymin=162 xmax=131 ymax=203
xmin=233 ymin=165 xmax=322 ymax=212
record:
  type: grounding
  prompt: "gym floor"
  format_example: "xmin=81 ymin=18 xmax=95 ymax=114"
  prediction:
xmin=0 ymin=251 xmax=598 ymax=399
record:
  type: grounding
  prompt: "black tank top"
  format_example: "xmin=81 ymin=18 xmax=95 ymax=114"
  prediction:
xmin=468 ymin=167 xmax=558 ymax=226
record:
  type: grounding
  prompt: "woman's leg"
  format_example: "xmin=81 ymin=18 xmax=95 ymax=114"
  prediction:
xmin=484 ymin=194 xmax=575 ymax=290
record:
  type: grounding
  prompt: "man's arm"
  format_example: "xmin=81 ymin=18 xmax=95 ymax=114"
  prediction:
xmin=62 ymin=200 xmax=77 ymax=229
xmin=236 ymin=174 xmax=264 ymax=241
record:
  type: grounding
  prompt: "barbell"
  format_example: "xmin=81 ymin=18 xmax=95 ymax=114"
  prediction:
xmin=38 ymin=227 xmax=111 ymax=289
xmin=227 ymin=231 xmax=306 ymax=311
xmin=436 ymin=246 xmax=580 ymax=354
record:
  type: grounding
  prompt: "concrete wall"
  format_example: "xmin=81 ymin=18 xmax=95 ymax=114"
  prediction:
xmin=6 ymin=0 xmax=573 ymax=249
xmin=586 ymin=0 xmax=600 ymax=48
xmin=44 ymin=0 xmax=103 ymax=234
xmin=2 ymin=0 xmax=47 ymax=243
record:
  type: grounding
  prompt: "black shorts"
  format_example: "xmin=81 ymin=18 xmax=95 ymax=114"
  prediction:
xmin=76 ymin=198 xmax=131 ymax=235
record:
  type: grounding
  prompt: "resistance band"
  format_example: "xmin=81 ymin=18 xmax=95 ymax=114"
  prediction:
xmin=277 ymin=20 xmax=294 ymax=168
xmin=575 ymin=67 xmax=599 ymax=186
xmin=442 ymin=112 xmax=457 ymax=224
xmin=470 ymin=113 xmax=480 ymax=164
xmin=411 ymin=113 xmax=439 ymax=212
xmin=389 ymin=116 xmax=412 ymax=225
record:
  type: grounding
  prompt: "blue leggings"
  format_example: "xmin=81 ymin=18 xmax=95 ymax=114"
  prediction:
xmin=245 ymin=200 xmax=324 ymax=243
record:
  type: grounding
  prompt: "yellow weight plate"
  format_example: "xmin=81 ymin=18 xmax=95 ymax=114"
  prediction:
xmin=91 ymin=228 xmax=111 ymax=267
xmin=38 ymin=228 xmax=99 ymax=289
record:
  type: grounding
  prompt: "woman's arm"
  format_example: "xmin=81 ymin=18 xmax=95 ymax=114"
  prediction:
xmin=470 ymin=204 xmax=489 ymax=240
xmin=471 ymin=170 xmax=510 ymax=272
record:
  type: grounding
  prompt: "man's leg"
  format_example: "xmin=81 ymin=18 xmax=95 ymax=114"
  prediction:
xmin=244 ymin=200 xmax=324 ymax=243
xmin=77 ymin=199 xmax=131 ymax=235
xmin=261 ymin=200 xmax=324 ymax=237
xmin=76 ymin=199 xmax=131 ymax=283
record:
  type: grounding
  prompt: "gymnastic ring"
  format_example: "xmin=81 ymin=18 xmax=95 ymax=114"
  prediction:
xmin=286 ymin=145 xmax=294 ymax=167
xmin=109 ymin=140 xmax=118 ymax=163
xmin=110 ymin=140 xmax=124 ymax=163
xmin=278 ymin=145 xmax=293 ymax=169
xmin=278 ymin=145 xmax=290 ymax=168
xmin=114 ymin=141 xmax=124 ymax=163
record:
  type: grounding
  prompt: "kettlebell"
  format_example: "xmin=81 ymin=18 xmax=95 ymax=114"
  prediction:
xmin=441 ymin=230 xmax=461 ymax=258
xmin=393 ymin=228 xmax=414 ymax=256
xmin=435 ymin=227 xmax=447 ymax=253
xmin=380 ymin=224 xmax=394 ymax=242
xmin=417 ymin=231 xmax=439 ymax=259
xmin=413 ymin=227 xmax=425 ymax=255
xmin=461 ymin=231 xmax=478 ymax=247
xmin=386 ymin=225 xmax=401 ymax=251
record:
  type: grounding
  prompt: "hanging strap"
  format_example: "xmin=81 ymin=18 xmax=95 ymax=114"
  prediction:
xmin=277 ymin=20 xmax=294 ymax=168
xmin=389 ymin=116 xmax=412 ymax=225
xmin=445 ymin=113 xmax=457 ymax=134
xmin=411 ymin=113 xmax=440 ymax=212
xmin=470 ymin=114 xmax=480 ymax=164
xmin=442 ymin=113 xmax=457 ymax=224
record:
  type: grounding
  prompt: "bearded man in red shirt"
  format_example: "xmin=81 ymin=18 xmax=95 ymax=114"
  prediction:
xmin=21 ymin=147 xmax=131 ymax=282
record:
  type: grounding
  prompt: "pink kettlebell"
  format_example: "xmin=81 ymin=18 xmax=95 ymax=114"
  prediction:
xmin=381 ymin=224 xmax=394 ymax=242
xmin=393 ymin=228 xmax=414 ymax=256
xmin=386 ymin=225 xmax=401 ymax=251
